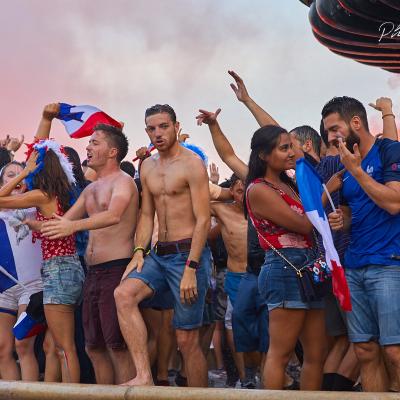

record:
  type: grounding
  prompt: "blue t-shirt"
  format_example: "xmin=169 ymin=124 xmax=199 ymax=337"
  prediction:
xmin=341 ymin=138 xmax=400 ymax=269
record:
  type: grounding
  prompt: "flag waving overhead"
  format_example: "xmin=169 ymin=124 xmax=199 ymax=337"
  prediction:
xmin=296 ymin=158 xmax=352 ymax=311
xmin=56 ymin=103 xmax=122 ymax=139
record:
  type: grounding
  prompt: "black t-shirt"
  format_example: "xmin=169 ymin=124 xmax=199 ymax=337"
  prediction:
xmin=246 ymin=220 xmax=265 ymax=276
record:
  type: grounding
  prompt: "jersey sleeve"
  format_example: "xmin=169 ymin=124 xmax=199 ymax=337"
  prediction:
xmin=379 ymin=139 xmax=400 ymax=183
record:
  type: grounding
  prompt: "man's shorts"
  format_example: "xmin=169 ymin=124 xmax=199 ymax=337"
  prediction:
xmin=128 ymin=244 xmax=211 ymax=330
xmin=224 ymin=270 xmax=245 ymax=307
xmin=41 ymin=255 xmax=84 ymax=305
xmin=345 ymin=265 xmax=400 ymax=345
xmin=83 ymin=259 xmax=130 ymax=350
xmin=232 ymin=272 xmax=269 ymax=353
xmin=0 ymin=279 xmax=43 ymax=315
xmin=325 ymin=291 xmax=347 ymax=337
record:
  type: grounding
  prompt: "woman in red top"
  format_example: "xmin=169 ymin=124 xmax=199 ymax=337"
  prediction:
xmin=0 ymin=144 xmax=84 ymax=383
xmin=245 ymin=125 xmax=326 ymax=390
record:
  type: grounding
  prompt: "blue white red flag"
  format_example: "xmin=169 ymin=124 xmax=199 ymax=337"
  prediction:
xmin=296 ymin=158 xmax=352 ymax=311
xmin=56 ymin=103 xmax=122 ymax=139
xmin=0 ymin=210 xmax=42 ymax=293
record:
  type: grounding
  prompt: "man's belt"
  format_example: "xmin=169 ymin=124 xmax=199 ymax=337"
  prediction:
xmin=155 ymin=238 xmax=192 ymax=256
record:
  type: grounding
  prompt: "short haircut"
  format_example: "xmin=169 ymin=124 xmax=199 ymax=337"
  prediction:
xmin=94 ymin=123 xmax=129 ymax=163
xmin=145 ymin=104 xmax=176 ymax=123
xmin=319 ymin=119 xmax=329 ymax=147
xmin=321 ymin=96 xmax=369 ymax=131
xmin=290 ymin=125 xmax=322 ymax=156
xmin=229 ymin=173 xmax=241 ymax=188
xmin=120 ymin=161 xmax=136 ymax=178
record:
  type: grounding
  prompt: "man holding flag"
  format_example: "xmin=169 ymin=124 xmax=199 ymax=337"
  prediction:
xmin=323 ymin=96 xmax=400 ymax=392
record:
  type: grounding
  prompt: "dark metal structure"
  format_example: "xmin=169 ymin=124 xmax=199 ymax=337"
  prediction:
xmin=300 ymin=0 xmax=400 ymax=73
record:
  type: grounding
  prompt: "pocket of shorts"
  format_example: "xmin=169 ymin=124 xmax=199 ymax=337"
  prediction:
xmin=59 ymin=261 xmax=84 ymax=290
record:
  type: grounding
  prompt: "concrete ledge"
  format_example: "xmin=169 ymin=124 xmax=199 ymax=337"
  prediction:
xmin=0 ymin=381 xmax=398 ymax=400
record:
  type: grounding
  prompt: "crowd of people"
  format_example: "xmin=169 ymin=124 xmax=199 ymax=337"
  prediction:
xmin=0 ymin=70 xmax=399 ymax=392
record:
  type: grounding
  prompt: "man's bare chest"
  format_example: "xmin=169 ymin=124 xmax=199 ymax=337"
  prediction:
xmin=86 ymin=185 xmax=113 ymax=214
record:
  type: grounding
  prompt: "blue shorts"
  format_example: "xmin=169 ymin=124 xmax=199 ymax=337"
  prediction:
xmin=41 ymin=255 xmax=84 ymax=305
xmin=224 ymin=271 xmax=245 ymax=307
xmin=345 ymin=265 xmax=400 ymax=345
xmin=140 ymin=289 xmax=174 ymax=310
xmin=232 ymin=272 xmax=269 ymax=353
xmin=259 ymin=248 xmax=324 ymax=311
xmin=128 ymin=247 xmax=211 ymax=330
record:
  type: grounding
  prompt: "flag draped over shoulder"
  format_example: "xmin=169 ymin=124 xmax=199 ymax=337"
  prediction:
xmin=296 ymin=158 xmax=352 ymax=311
xmin=56 ymin=103 xmax=122 ymax=139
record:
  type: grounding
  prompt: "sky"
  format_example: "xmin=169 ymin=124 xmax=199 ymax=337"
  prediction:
xmin=1 ymin=0 xmax=399 ymax=180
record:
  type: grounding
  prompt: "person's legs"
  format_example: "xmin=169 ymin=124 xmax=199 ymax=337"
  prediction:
xmin=43 ymin=330 xmax=61 ymax=382
xmin=142 ymin=308 xmax=162 ymax=366
xmin=176 ymin=328 xmax=207 ymax=387
xmin=114 ymin=278 xmax=154 ymax=385
xmin=212 ymin=321 xmax=225 ymax=370
xmin=85 ymin=347 xmax=114 ymax=384
xmin=263 ymin=308 xmax=306 ymax=389
xmin=15 ymin=304 xmax=39 ymax=381
xmin=354 ymin=341 xmax=388 ymax=391
xmin=157 ymin=309 xmax=175 ymax=383
xmin=0 ymin=310 xmax=19 ymax=380
xmin=44 ymin=304 xmax=80 ymax=383
xmin=299 ymin=309 xmax=327 ymax=390
xmin=108 ymin=348 xmax=135 ymax=384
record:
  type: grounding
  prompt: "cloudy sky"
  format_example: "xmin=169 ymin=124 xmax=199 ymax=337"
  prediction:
xmin=1 ymin=1 xmax=399 ymax=179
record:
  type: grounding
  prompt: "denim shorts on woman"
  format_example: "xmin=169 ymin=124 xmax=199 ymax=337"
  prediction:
xmin=258 ymin=248 xmax=324 ymax=311
xmin=41 ymin=255 xmax=84 ymax=305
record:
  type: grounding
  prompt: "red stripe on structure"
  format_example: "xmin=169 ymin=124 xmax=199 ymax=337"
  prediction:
xmin=69 ymin=112 xmax=122 ymax=139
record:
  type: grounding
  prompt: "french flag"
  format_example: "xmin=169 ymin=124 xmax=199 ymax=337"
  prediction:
xmin=56 ymin=103 xmax=122 ymax=139
xmin=296 ymin=158 xmax=352 ymax=311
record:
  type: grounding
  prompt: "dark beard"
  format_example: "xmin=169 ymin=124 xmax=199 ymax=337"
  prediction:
xmin=345 ymin=129 xmax=360 ymax=153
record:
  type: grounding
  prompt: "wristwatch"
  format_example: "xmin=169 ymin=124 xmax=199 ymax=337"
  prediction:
xmin=186 ymin=260 xmax=199 ymax=270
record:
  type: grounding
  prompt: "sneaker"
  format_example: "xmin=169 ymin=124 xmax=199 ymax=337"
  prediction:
xmin=241 ymin=378 xmax=257 ymax=389
xmin=175 ymin=372 xmax=188 ymax=387
xmin=208 ymin=368 xmax=227 ymax=380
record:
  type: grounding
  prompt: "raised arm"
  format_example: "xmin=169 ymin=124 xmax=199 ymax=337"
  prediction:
xmin=369 ymin=97 xmax=398 ymax=141
xmin=228 ymin=70 xmax=280 ymax=128
xmin=248 ymin=183 xmax=313 ymax=236
xmin=196 ymin=109 xmax=248 ymax=181
xmin=35 ymin=103 xmax=60 ymax=140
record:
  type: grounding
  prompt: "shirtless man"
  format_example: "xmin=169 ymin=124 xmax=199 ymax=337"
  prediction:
xmin=210 ymin=174 xmax=248 ymax=384
xmin=41 ymin=123 xmax=138 ymax=384
xmin=114 ymin=104 xmax=211 ymax=387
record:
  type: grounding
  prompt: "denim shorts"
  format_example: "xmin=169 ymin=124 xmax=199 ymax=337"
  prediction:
xmin=128 ymin=247 xmax=211 ymax=330
xmin=232 ymin=271 xmax=269 ymax=353
xmin=41 ymin=255 xmax=84 ymax=305
xmin=258 ymin=248 xmax=325 ymax=311
xmin=345 ymin=265 xmax=400 ymax=345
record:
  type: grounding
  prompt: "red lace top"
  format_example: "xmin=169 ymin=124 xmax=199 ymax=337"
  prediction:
xmin=246 ymin=178 xmax=312 ymax=250
xmin=32 ymin=200 xmax=76 ymax=260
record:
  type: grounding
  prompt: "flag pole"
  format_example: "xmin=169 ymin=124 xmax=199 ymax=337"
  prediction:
xmin=322 ymin=184 xmax=337 ymax=212
xmin=0 ymin=266 xmax=27 ymax=290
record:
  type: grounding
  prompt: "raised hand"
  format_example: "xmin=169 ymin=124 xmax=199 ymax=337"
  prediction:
xmin=6 ymin=135 xmax=24 ymax=153
xmin=369 ymin=97 xmax=393 ymax=114
xmin=178 ymin=128 xmax=190 ymax=143
xmin=135 ymin=146 xmax=150 ymax=160
xmin=42 ymin=103 xmax=60 ymax=121
xmin=209 ymin=162 xmax=220 ymax=185
xmin=325 ymin=169 xmax=345 ymax=194
xmin=24 ymin=151 xmax=39 ymax=174
xmin=196 ymin=108 xmax=221 ymax=126
xmin=0 ymin=135 xmax=10 ymax=148
xmin=338 ymin=139 xmax=361 ymax=176
xmin=228 ymin=70 xmax=251 ymax=103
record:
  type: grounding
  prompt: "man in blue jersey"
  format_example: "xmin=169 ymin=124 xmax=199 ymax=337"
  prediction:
xmin=324 ymin=96 xmax=400 ymax=392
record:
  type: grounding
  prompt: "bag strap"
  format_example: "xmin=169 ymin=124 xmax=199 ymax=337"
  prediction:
xmin=246 ymin=210 xmax=305 ymax=277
